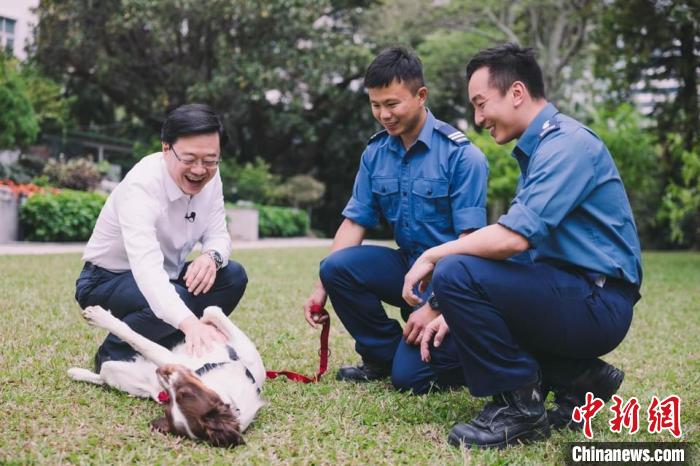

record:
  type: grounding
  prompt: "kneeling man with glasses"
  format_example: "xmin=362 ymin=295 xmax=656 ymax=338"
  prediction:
xmin=76 ymin=104 xmax=247 ymax=368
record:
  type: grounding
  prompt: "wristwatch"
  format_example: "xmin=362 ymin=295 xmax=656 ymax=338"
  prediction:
xmin=206 ymin=250 xmax=223 ymax=271
xmin=428 ymin=292 xmax=440 ymax=310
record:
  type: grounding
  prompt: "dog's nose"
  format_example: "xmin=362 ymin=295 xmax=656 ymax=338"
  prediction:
xmin=156 ymin=365 xmax=174 ymax=378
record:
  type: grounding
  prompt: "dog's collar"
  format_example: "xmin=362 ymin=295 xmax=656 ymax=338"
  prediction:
xmin=195 ymin=361 xmax=230 ymax=377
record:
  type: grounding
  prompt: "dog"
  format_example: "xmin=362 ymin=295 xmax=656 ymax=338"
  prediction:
xmin=68 ymin=305 xmax=265 ymax=447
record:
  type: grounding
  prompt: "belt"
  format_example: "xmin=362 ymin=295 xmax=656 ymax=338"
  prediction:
xmin=584 ymin=271 xmax=640 ymax=303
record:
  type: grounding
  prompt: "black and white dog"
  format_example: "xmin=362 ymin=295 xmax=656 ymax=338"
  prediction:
xmin=68 ymin=305 xmax=265 ymax=447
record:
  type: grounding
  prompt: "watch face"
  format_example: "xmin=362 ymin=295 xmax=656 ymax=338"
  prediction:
xmin=428 ymin=294 xmax=439 ymax=309
xmin=210 ymin=251 xmax=223 ymax=268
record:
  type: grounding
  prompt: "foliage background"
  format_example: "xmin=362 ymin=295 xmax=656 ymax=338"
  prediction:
xmin=1 ymin=0 xmax=698 ymax=247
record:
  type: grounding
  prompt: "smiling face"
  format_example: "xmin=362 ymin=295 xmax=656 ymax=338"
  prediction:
xmin=467 ymin=67 xmax=525 ymax=145
xmin=368 ymin=79 xmax=427 ymax=148
xmin=162 ymin=132 xmax=220 ymax=196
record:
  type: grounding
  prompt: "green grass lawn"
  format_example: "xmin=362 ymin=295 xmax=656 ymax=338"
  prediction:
xmin=1 ymin=249 xmax=698 ymax=465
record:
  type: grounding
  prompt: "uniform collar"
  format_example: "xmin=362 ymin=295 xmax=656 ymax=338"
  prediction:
xmin=514 ymin=103 xmax=559 ymax=157
xmin=160 ymin=152 xmax=188 ymax=202
xmin=387 ymin=108 xmax=434 ymax=153
xmin=416 ymin=108 xmax=435 ymax=150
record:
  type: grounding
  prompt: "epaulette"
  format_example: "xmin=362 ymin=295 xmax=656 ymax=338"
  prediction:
xmin=539 ymin=119 xmax=560 ymax=139
xmin=368 ymin=129 xmax=388 ymax=143
xmin=435 ymin=123 xmax=469 ymax=146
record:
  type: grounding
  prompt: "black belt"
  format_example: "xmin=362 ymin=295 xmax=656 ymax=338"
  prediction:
xmin=583 ymin=271 xmax=640 ymax=303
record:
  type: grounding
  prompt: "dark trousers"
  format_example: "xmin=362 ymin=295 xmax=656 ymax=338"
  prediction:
xmin=75 ymin=261 xmax=248 ymax=366
xmin=431 ymin=255 xmax=639 ymax=397
xmin=319 ymin=245 xmax=464 ymax=394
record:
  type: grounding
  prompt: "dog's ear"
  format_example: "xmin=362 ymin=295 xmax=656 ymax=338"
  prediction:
xmin=150 ymin=416 xmax=173 ymax=434
xmin=201 ymin=401 xmax=245 ymax=447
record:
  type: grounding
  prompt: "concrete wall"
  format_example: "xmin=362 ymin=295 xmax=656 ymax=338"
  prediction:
xmin=226 ymin=207 xmax=259 ymax=241
xmin=0 ymin=188 xmax=20 ymax=242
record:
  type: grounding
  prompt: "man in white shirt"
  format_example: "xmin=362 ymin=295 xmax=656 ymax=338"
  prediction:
xmin=76 ymin=104 xmax=247 ymax=370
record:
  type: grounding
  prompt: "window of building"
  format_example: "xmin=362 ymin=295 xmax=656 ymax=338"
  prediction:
xmin=1 ymin=16 xmax=16 ymax=55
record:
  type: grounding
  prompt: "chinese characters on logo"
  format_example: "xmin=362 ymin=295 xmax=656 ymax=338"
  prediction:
xmin=572 ymin=393 xmax=681 ymax=439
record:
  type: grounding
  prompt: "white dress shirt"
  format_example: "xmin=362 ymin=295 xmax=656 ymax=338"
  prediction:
xmin=82 ymin=152 xmax=232 ymax=328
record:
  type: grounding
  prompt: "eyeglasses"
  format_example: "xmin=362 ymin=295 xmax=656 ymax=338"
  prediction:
xmin=169 ymin=145 xmax=220 ymax=168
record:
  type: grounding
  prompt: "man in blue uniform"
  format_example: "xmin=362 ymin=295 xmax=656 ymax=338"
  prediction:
xmin=302 ymin=47 xmax=489 ymax=395
xmin=403 ymin=44 xmax=642 ymax=447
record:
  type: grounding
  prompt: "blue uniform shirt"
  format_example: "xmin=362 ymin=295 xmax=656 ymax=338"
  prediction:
xmin=342 ymin=110 xmax=489 ymax=260
xmin=498 ymin=103 xmax=643 ymax=285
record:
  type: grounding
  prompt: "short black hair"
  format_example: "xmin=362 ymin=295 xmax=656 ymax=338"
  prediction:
xmin=364 ymin=46 xmax=425 ymax=94
xmin=465 ymin=43 xmax=546 ymax=99
xmin=160 ymin=103 xmax=228 ymax=148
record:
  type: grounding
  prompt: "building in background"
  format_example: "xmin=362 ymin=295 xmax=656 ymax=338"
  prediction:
xmin=0 ymin=0 xmax=38 ymax=61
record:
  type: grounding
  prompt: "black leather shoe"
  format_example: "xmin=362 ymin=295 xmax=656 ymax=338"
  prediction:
xmin=336 ymin=360 xmax=391 ymax=382
xmin=547 ymin=360 xmax=624 ymax=431
xmin=448 ymin=377 xmax=550 ymax=449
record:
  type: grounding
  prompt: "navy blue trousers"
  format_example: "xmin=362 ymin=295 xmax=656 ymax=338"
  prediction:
xmin=320 ymin=245 xmax=464 ymax=394
xmin=75 ymin=261 xmax=248 ymax=365
xmin=431 ymin=255 xmax=639 ymax=397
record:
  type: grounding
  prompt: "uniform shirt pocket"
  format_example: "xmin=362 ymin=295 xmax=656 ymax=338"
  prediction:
xmin=412 ymin=178 xmax=449 ymax=222
xmin=371 ymin=177 xmax=400 ymax=222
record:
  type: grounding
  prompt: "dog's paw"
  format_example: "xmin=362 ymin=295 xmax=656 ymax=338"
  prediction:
xmin=82 ymin=305 xmax=113 ymax=327
xmin=68 ymin=367 xmax=103 ymax=384
xmin=202 ymin=305 xmax=225 ymax=320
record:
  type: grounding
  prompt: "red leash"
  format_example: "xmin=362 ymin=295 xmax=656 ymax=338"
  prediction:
xmin=265 ymin=304 xmax=330 ymax=383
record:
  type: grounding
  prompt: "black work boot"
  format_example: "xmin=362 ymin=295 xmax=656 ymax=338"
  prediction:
xmin=448 ymin=377 xmax=550 ymax=449
xmin=547 ymin=360 xmax=624 ymax=430
xmin=336 ymin=360 xmax=391 ymax=382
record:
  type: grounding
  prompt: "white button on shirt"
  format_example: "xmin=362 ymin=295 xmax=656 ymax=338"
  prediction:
xmin=82 ymin=152 xmax=232 ymax=328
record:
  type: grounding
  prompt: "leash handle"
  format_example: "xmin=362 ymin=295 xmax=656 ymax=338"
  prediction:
xmin=266 ymin=304 xmax=330 ymax=384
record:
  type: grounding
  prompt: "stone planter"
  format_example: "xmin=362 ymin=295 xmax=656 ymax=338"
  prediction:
xmin=226 ymin=207 xmax=259 ymax=241
xmin=0 ymin=188 xmax=20 ymax=243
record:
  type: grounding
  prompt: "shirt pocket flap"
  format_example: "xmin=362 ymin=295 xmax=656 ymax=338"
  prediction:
xmin=371 ymin=177 xmax=400 ymax=195
xmin=412 ymin=179 xmax=449 ymax=199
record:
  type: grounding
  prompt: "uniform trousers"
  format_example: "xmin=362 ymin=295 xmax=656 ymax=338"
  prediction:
xmin=320 ymin=245 xmax=464 ymax=394
xmin=431 ymin=255 xmax=639 ymax=397
xmin=75 ymin=261 xmax=248 ymax=366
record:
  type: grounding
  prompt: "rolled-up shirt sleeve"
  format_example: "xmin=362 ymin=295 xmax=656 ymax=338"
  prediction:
xmin=116 ymin=184 xmax=193 ymax=329
xmin=341 ymin=151 xmax=380 ymax=228
xmin=498 ymin=129 xmax=598 ymax=247
xmin=200 ymin=172 xmax=232 ymax=265
xmin=450 ymin=145 xmax=489 ymax=233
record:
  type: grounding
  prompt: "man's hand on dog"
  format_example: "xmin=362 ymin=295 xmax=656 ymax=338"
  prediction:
xmin=179 ymin=316 xmax=227 ymax=357
xmin=303 ymin=283 xmax=329 ymax=329
xmin=403 ymin=303 xmax=440 ymax=346
xmin=184 ymin=253 xmax=217 ymax=296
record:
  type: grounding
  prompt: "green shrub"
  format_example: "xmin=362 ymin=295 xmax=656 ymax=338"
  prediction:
xmin=220 ymin=157 xmax=282 ymax=204
xmin=42 ymin=157 xmax=102 ymax=191
xmin=20 ymin=190 xmax=106 ymax=241
xmin=256 ymin=204 xmax=309 ymax=238
xmin=467 ymin=129 xmax=519 ymax=222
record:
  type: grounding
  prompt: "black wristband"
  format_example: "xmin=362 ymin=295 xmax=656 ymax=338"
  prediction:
xmin=428 ymin=293 xmax=439 ymax=310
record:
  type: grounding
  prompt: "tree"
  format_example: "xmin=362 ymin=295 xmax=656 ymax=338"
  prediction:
xmin=594 ymin=0 xmax=700 ymax=247
xmin=0 ymin=53 xmax=39 ymax=148
xmin=595 ymin=0 xmax=699 ymax=152
xmin=363 ymin=0 xmax=597 ymax=118
xmin=33 ymin=0 xmax=378 ymax=234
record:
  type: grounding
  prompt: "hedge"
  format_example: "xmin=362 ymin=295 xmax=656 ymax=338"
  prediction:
xmin=20 ymin=190 xmax=106 ymax=241
xmin=256 ymin=205 xmax=309 ymax=238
